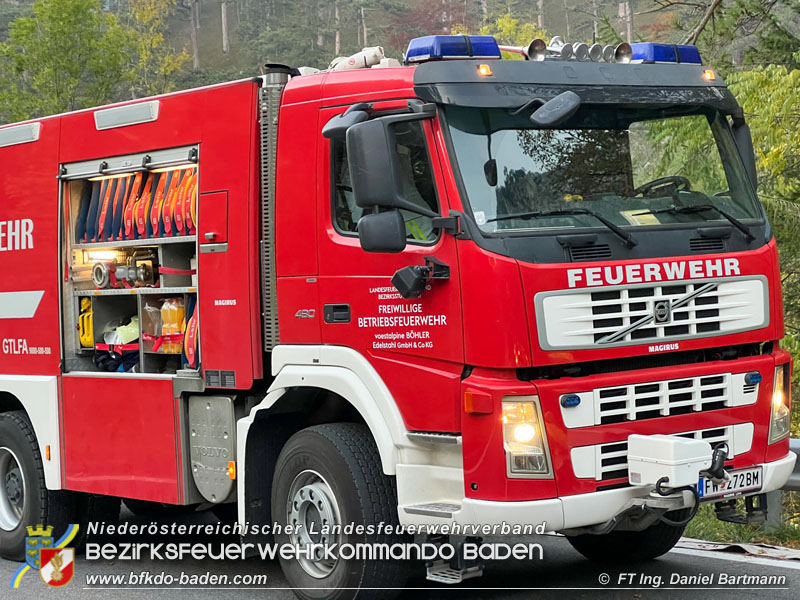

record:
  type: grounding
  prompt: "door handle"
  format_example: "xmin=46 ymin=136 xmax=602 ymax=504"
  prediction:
xmin=324 ymin=304 xmax=351 ymax=323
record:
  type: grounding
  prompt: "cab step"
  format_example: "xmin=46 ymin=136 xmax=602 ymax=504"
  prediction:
xmin=426 ymin=560 xmax=483 ymax=584
xmin=403 ymin=502 xmax=460 ymax=518
xmin=425 ymin=535 xmax=484 ymax=584
xmin=714 ymin=493 xmax=767 ymax=525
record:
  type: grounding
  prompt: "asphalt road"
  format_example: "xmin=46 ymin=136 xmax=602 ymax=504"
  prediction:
xmin=2 ymin=507 xmax=799 ymax=599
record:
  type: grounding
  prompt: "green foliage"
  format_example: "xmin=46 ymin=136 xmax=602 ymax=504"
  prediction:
xmin=479 ymin=13 xmax=548 ymax=45
xmin=123 ymin=0 xmax=191 ymax=97
xmin=728 ymin=66 xmax=800 ymax=198
xmin=0 ymin=0 xmax=190 ymax=121
xmin=0 ymin=0 xmax=32 ymax=41
xmin=689 ymin=1 xmax=800 ymax=73
xmin=685 ymin=495 xmax=800 ymax=548
xmin=0 ymin=0 xmax=134 ymax=121
xmin=597 ymin=13 xmax=623 ymax=46
xmin=633 ymin=114 xmax=728 ymax=193
xmin=469 ymin=13 xmax=547 ymax=60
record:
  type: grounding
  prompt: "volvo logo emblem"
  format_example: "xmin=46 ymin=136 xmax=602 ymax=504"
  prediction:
xmin=653 ymin=301 xmax=672 ymax=324
xmin=596 ymin=282 xmax=718 ymax=344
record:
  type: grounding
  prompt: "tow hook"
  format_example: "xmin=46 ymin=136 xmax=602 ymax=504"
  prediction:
xmin=703 ymin=443 xmax=730 ymax=483
xmin=714 ymin=494 xmax=768 ymax=525
xmin=698 ymin=443 xmax=768 ymax=526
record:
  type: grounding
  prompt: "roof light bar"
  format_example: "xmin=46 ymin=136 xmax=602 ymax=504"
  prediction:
xmin=631 ymin=43 xmax=703 ymax=65
xmin=405 ymin=35 xmax=501 ymax=64
xmin=404 ymin=34 xmax=637 ymax=65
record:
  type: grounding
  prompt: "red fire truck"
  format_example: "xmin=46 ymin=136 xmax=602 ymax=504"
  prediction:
xmin=0 ymin=34 xmax=795 ymax=595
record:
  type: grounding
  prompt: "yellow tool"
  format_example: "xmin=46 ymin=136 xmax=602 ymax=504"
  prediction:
xmin=78 ymin=298 xmax=94 ymax=348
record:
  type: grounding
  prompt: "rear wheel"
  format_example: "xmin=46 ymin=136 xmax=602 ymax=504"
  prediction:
xmin=271 ymin=423 xmax=408 ymax=600
xmin=0 ymin=411 xmax=79 ymax=561
xmin=566 ymin=508 xmax=690 ymax=563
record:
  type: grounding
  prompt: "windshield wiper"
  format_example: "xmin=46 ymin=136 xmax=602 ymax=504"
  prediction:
xmin=634 ymin=204 xmax=755 ymax=242
xmin=489 ymin=208 xmax=637 ymax=248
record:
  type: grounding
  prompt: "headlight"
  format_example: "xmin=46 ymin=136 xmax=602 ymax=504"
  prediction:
xmin=769 ymin=364 xmax=791 ymax=444
xmin=502 ymin=398 xmax=552 ymax=477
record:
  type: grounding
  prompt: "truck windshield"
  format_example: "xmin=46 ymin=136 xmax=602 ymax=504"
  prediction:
xmin=444 ymin=105 xmax=763 ymax=235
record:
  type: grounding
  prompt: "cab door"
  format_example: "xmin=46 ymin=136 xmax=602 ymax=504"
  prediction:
xmin=315 ymin=103 xmax=464 ymax=433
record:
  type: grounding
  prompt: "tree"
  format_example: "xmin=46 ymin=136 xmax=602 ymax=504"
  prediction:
xmin=0 ymin=0 xmax=134 ymax=122
xmin=176 ymin=1 xmax=200 ymax=70
xmin=644 ymin=0 xmax=800 ymax=69
xmin=0 ymin=0 xmax=32 ymax=42
xmin=123 ymin=0 xmax=191 ymax=96
xmin=476 ymin=13 xmax=548 ymax=58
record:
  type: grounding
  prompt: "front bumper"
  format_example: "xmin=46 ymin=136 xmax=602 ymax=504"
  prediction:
xmin=453 ymin=452 xmax=796 ymax=531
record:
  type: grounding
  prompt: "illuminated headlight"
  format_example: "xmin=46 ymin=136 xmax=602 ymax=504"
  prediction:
xmin=769 ymin=364 xmax=791 ymax=443
xmin=502 ymin=398 xmax=552 ymax=477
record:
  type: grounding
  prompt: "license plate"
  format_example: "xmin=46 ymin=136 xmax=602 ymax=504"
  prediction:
xmin=698 ymin=466 xmax=763 ymax=501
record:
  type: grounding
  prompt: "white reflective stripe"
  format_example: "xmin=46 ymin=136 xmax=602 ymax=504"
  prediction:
xmin=0 ymin=291 xmax=44 ymax=319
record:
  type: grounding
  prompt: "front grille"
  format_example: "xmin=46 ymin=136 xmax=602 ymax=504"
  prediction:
xmin=537 ymin=276 xmax=766 ymax=350
xmin=571 ymin=424 xmax=752 ymax=482
xmin=560 ymin=371 xmax=759 ymax=429
xmin=597 ymin=374 xmax=730 ymax=425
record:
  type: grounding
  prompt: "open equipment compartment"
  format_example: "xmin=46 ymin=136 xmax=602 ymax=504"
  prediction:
xmin=60 ymin=146 xmax=200 ymax=375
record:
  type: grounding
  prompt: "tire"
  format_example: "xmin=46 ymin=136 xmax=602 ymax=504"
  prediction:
xmin=566 ymin=508 xmax=691 ymax=563
xmin=0 ymin=411 xmax=79 ymax=561
xmin=210 ymin=502 xmax=238 ymax=523
xmin=71 ymin=494 xmax=121 ymax=548
xmin=271 ymin=423 xmax=408 ymax=600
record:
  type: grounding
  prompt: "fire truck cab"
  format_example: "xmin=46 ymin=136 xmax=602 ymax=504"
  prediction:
xmin=0 ymin=35 xmax=795 ymax=595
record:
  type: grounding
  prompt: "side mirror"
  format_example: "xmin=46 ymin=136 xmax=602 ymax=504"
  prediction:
xmin=392 ymin=257 xmax=450 ymax=298
xmin=530 ymin=90 xmax=581 ymax=127
xmin=357 ymin=210 xmax=406 ymax=253
xmin=346 ymin=118 xmax=437 ymax=216
xmin=732 ymin=119 xmax=758 ymax=191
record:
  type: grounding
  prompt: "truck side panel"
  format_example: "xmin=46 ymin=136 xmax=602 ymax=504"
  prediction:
xmin=0 ymin=120 xmax=61 ymax=375
xmin=61 ymin=375 xmax=180 ymax=503
xmin=197 ymin=82 xmax=262 ymax=388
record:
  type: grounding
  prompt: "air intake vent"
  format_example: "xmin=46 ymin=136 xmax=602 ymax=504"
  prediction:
xmin=205 ymin=370 xmax=221 ymax=387
xmin=569 ymin=244 xmax=612 ymax=262
xmin=221 ymin=370 xmax=236 ymax=388
xmin=690 ymin=238 xmax=724 ymax=252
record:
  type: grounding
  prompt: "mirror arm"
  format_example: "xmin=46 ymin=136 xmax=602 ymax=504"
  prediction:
xmin=729 ymin=107 xmax=745 ymax=127
xmin=432 ymin=215 xmax=460 ymax=235
xmin=402 ymin=204 xmax=439 ymax=219
xmin=346 ymin=102 xmax=373 ymax=114
xmin=408 ymin=100 xmax=437 ymax=115
xmin=424 ymin=256 xmax=450 ymax=280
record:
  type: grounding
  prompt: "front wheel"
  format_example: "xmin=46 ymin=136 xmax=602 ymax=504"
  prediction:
xmin=271 ymin=423 xmax=408 ymax=600
xmin=0 ymin=411 xmax=79 ymax=561
xmin=566 ymin=508 xmax=690 ymax=563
